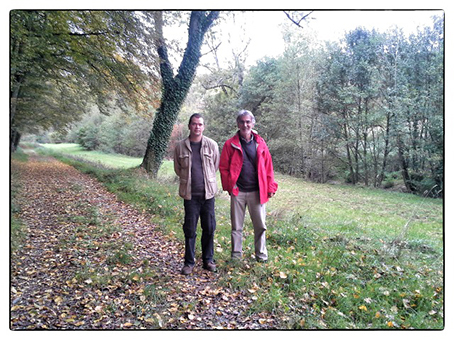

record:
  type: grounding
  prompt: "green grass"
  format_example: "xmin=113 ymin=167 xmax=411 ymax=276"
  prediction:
xmin=40 ymin=143 xmax=143 ymax=168
xmin=10 ymin=148 xmax=29 ymax=252
xmin=267 ymin=175 xmax=443 ymax=250
xmin=29 ymin=144 xmax=444 ymax=329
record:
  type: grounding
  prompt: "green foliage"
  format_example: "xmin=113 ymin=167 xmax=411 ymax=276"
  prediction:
xmin=36 ymin=144 xmax=443 ymax=329
xmin=70 ymin=108 xmax=153 ymax=157
xmin=142 ymin=11 xmax=220 ymax=176
xmin=11 ymin=150 xmax=29 ymax=252
xmin=40 ymin=143 xmax=143 ymax=169
xmin=10 ymin=10 xmax=158 ymax=145
xmin=203 ymin=17 xmax=443 ymax=196
xmin=107 ymin=250 xmax=133 ymax=265
xmin=12 ymin=11 xmax=443 ymax=197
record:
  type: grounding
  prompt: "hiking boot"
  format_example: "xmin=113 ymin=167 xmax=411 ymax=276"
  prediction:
xmin=256 ymin=257 xmax=268 ymax=263
xmin=203 ymin=261 xmax=216 ymax=272
xmin=181 ymin=264 xmax=194 ymax=275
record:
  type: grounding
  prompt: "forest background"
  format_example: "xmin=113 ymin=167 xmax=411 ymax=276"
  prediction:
xmin=11 ymin=10 xmax=444 ymax=197
xmin=7 ymin=7 xmax=448 ymax=331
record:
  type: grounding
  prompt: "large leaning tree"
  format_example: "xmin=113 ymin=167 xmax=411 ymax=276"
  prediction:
xmin=141 ymin=11 xmax=220 ymax=176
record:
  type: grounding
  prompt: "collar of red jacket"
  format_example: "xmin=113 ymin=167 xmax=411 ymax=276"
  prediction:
xmin=232 ymin=130 xmax=262 ymax=147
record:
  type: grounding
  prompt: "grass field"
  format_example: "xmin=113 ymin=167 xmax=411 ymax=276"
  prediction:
xmin=41 ymin=143 xmax=143 ymax=168
xmin=27 ymin=143 xmax=444 ymax=329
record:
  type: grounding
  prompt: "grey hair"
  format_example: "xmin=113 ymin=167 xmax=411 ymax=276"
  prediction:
xmin=236 ymin=109 xmax=256 ymax=124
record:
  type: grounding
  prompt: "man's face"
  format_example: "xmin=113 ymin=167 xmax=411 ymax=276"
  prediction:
xmin=189 ymin=117 xmax=205 ymax=137
xmin=237 ymin=115 xmax=255 ymax=136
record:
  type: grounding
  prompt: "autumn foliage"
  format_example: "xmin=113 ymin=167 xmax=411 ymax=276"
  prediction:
xmin=10 ymin=147 xmax=443 ymax=329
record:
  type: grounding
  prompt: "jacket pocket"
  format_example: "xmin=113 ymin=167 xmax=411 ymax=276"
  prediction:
xmin=205 ymin=177 xmax=217 ymax=197
xmin=179 ymin=154 xmax=190 ymax=169
xmin=179 ymin=178 xmax=188 ymax=198
xmin=203 ymin=151 xmax=216 ymax=177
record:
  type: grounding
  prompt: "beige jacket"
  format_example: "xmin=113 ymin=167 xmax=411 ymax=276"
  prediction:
xmin=174 ymin=136 xmax=220 ymax=200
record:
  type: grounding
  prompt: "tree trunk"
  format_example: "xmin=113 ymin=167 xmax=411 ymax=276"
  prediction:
xmin=11 ymin=128 xmax=21 ymax=152
xmin=396 ymin=133 xmax=415 ymax=193
xmin=141 ymin=11 xmax=219 ymax=176
xmin=10 ymin=73 xmax=24 ymax=153
xmin=378 ymin=111 xmax=392 ymax=186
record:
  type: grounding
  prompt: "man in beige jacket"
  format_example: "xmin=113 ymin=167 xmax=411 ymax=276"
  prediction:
xmin=174 ymin=113 xmax=220 ymax=275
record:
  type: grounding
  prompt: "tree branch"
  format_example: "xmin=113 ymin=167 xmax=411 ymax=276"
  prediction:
xmin=283 ymin=11 xmax=314 ymax=28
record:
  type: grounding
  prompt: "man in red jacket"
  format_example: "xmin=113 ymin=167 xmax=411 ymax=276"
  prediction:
xmin=219 ymin=110 xmax=278 ymax=262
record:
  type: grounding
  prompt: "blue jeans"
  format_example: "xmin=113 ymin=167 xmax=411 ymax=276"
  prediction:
xmin=183 ymin=197 xmax=216 ymax=266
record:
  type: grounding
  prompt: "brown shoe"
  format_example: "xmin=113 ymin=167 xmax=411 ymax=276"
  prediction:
xmin=181 ymin=264 xmax=194 ymax=275
xmin=203 ymin=261 xmax=216 ymax=272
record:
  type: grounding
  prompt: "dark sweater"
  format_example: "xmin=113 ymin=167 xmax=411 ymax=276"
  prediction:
xmin=190 ymin=141 xmax=205 ymax=198
xmin=237 ymin=137 xmax=259 ymax=192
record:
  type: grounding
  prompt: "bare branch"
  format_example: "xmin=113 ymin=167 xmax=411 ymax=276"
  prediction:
xmin=201 ymin=83 xmax=237 ymax=94
xmin=201 ymin=41 xmax=222 ymax=58
xmin=283 ymin=11 xmax=314 ymax=28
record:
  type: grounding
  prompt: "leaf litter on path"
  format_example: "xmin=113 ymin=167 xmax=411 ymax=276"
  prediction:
xmin=10 ymin=154 xmax=277 ymax=329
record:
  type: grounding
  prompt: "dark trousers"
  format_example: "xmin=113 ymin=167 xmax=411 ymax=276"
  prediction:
xmin=183 ymin=197 xmax=216 ymax=266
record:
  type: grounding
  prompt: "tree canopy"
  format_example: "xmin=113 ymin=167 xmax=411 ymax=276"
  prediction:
xmin=201 ymin=16 xmax=443 ymax=196
xmin=10 ymin=10 xmax=159 ymax=150
xmin=12 ymin=11 xmax=443 ymax=196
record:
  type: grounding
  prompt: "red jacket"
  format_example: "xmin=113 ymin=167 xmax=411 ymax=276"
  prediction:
xmin=220 ymin=131 xmax=278 ymax=204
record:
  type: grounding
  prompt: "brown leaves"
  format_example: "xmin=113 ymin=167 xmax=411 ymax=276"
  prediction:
xmin=10 ymin=155 xmax=278 ymax=330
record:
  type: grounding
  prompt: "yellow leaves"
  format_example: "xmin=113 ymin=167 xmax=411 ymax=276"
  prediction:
xmin=296 ymin=258 xmax=305 ymax=266
xmin=11 ymin=305 xmax=22 ymax=312
xmin=10 ymin=151 xmax=444 ymax=330
xmin=279 ymin=272 xmax=288 ymax=279
xmin=54 ymin=296 xmax=63 ymax=305
xmin=320 ymin=281 xmax=330 ymax=289
xmin=152 ymin=313 xmax=164 ymax=328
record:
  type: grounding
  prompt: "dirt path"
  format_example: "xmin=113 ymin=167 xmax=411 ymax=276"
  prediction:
xmin=10 ymin=153 xmax=276 ymax=329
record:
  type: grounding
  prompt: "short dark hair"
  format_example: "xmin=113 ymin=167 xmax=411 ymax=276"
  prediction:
xmin=189 ymin=113 xmax=204 ymax=125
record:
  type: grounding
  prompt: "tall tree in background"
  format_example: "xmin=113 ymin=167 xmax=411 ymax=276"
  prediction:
xmin=344 ymin=28 xmax=383 ymax=186
xmin=394 ymin=17 xmax=444 ymax=195
xmin=141 ymin=11 xmax=219 ymax=176
xmin=10 ymin=10 xmax=159 ymax=152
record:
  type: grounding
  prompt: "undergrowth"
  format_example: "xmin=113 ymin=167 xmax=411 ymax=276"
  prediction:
xmin=33 ymin=144 xmax=444 ymax=329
